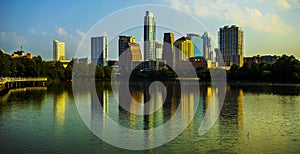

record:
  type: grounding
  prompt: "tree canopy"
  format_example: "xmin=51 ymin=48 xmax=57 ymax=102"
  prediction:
xmin=228 ymin=55 xmax=300 ymax=83
xmin=0 ymin=52 xmax=112 ymax=81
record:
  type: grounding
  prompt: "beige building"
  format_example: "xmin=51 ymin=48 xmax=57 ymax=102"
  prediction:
xmin=119 ymin=37 xmax=142 ymax=72
xmin=53 ymin=39 xmax=65 ymax=61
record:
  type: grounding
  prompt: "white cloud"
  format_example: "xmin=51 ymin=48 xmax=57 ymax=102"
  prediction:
xmin=278 ymin=0 xmax=291 ymax=9
xmin=42 ymin=31 xmax=47 ymax=35
xmin=76 ymin=29 xmax=85 ymax=38
xmin=168 ymin=0 xmax=292 ymax=35
xmin=29 ymin=27 xmax=37 ymax=34
xmin=56 ymin=26 xmax=68 ymax=36
xmin=0 ymin=32 xmax=6 ymax=41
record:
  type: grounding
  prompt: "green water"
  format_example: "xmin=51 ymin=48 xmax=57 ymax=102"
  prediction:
xmin=0 ymin=82 xmax=300 ymax=153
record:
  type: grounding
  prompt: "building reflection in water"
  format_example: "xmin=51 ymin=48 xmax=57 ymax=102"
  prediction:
xmin=54 ymin=90 xmax=67 ymax=136
xmin=91 ymin=82 xmax=248 ymax=150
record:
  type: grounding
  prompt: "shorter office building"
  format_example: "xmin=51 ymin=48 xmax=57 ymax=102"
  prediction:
xmin=11 ymin=50 xmax=32 ymax=59
xmin=244 ymin=55 xmax=280 ymax=64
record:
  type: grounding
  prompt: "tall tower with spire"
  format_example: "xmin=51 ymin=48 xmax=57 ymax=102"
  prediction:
xmin=144 ymin=10 xmax=156 ymax=61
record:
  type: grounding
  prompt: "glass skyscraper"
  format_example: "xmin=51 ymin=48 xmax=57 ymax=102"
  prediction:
xmin=202 ymin=32 xmax=211 ymax=60
xmin=144 ymin=11 xmax=156 ymax=61
xmin=187 ymin=34 xmax=203 ymax=58
xmin=91 ymin=36 xmax=108 ymax=66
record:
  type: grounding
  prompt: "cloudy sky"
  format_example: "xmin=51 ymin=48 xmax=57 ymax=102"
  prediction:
xmin=0 ymin=0 xmax=299 ymax=60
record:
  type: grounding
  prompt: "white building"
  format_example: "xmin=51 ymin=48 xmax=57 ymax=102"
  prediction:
xmin=53 ymin=39 xmax=65 ymax=61
xmin=91 ymin=36 xmax=108 ymax=66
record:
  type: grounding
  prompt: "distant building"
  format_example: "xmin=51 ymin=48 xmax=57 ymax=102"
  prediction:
xmin=107 ymin=60 xmax=118 ymax=67
xmin=187 ymin=33 xmax=203 ymax=58
xmin=135 ymin=61 xmax=166 ymax=71
xmin=202 ymin=32 xmax=211 ymax=60
xmin=53 ymin=39 xmax=65 ymax=61
xmin=218 ymin=25 xmax=244 ymax=67
xmin=91 ymin=36 xmax=108 ymax=66
xmin=73 ymin=57 xmax=90 ymax=64
xmin=47 ymin=59 xmax=70 ymax=68
xmin=162 ymin=32 xmax=175 ymax=68
xmin=119 ymin=42 xmax=142 ymax=72
xmin=144 ymin=10 xmax=156 ymax=61
xmin=174 ymin=36 xmax=194 ymax=61
xmin=244 ymin=55 xmax=280 ymax=64
xmin=119 ymin=36 xmax=136 ymax=57
xmin=11 ymin=47 xmax=32 ymax=59
xmin=155 ymin=42 xmax=163 ymax=60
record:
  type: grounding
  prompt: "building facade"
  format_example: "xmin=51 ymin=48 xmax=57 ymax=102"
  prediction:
xmin=91 ymin=36 xmax=108 ymax=66
xmin=174 ymin=37 xmax=194 ymax=61
xmin=162 ymin=32 xmax=175 ymax=68
xmin=244 ymin=55 xmax=280 ymax=64
xmin=155 ymin=42 xmax=162 ymax=60
xmin=53 ymin=39 xmax=65 ymax=61
xmin=218 ymin=25 xmax=244 ymax=67
xmin=119 ymin=43 xmax=142 ymax=72
xmin=119 ymin=36 xmax=136 ymax=57
xmin=144 ymin=11 xmax=156 ymax=61
xmin=73 ymin=57 xmax=90 ymax=64
xmin=187 ymin=33 xmax=203 ymax=58
xmin=11 ymin=49 xmax=32 ymax=59
xmin=202 ymin=32 xmax=211 ymax=60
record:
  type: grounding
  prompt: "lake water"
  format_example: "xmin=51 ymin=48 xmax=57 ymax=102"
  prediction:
xmin=0 ymin=82 xmax=300 ymax=153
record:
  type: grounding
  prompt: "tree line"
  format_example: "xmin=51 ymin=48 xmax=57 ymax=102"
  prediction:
xmin=228 ymin=55 xmax=300 ymax=83
xmin=0 ymin=52 xmax=112 ymax=81
xmin=1 ymin=51 xmax=299 ymax=83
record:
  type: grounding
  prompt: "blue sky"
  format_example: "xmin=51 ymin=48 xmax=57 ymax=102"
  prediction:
xmin=0 ymin=0 xmax=299 ymax=60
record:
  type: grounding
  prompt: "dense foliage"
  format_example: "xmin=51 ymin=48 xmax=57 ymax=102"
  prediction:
xmin=1 ymin=52 xmax=299 ymax=83
xmin=0 ymin=52 xmax=112 ymax=81
xmin=228 ymin=55 xmax=300 ymax=83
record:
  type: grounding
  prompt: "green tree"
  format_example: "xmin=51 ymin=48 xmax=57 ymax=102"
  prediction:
xmin=0 ymin=52 xmax=11 ymax=77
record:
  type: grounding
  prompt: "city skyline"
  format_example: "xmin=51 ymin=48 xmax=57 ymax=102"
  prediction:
xmin=0 ymin=1 xmax=299 ymax=60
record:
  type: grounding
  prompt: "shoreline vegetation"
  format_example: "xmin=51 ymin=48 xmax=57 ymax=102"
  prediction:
xmin=1 ymin=52 xmax=299 ymax=84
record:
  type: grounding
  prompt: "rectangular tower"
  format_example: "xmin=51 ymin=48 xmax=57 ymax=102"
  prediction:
xmin=162 ymin=32 xmax=175 ymax=68
xmin=202 ymin=32 xmax=211 ymax=60
xmin=218 ymin=25 xmax=244 ymax=67
xmin=144 ymin=11 xmax=156 ymax=61
xmin=118 ymin=36 xmax=138 ymax=71
xmin=187 ymin=33 xmax=203 ymax=58
xmin=91 ymin=36 xmax=108 ymax=66
xmin=53 ymin=39 xmax=65 ymax=61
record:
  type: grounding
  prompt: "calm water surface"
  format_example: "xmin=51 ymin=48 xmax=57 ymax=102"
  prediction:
xmin=0 ymin=82 xmax=300 ymax=153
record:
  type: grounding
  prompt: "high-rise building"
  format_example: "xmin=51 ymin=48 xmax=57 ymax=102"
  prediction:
xmin=118 ymin=36 xmax=136 ymax=57
xmin=174 ymin=37 xmax=194 ymax=61
xmin=53 ymin=39 xmax=65 ymax=61
xmin=144 ymin=10 xmax=156 ymax=61
xmin=91 ymin=36 xmax=108 ymax=66
xmin=119 ymin=43 xmax=142 ymax=72
xmin=162 ymin=32 xmax=175 ymax=68
xmin=202 ymin=32 xmax=211 ymax=60
xmin=187 ymin=33 xmax=203 ymax=58
xmin=155 ymin=42 xmax=162 ymax=60
xmin=218 ymin=25 xmax=244 ymax=67
xmin=118 ymin=36 xmax=141 ymax=71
